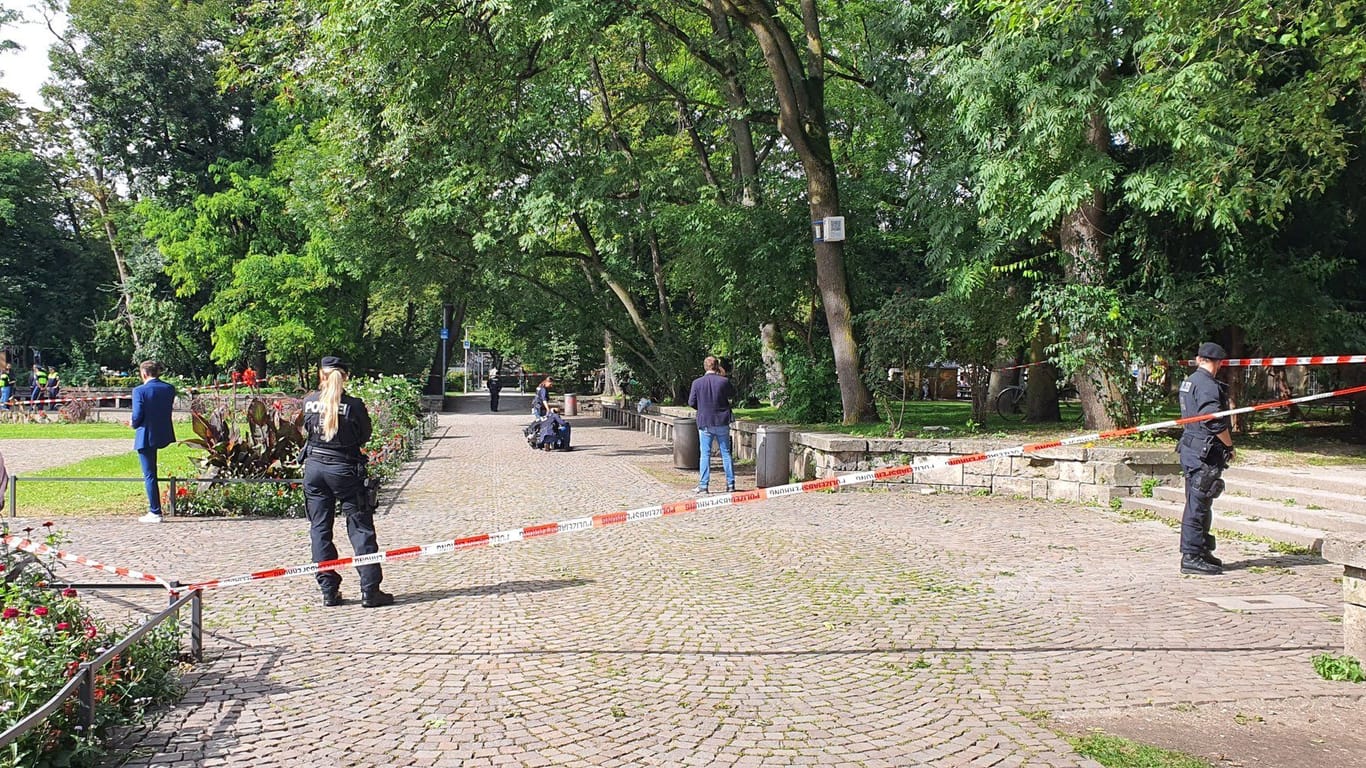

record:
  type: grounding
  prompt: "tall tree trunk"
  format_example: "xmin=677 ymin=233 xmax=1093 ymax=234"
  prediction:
xmin=1025 ymin=333 xmax=1061 ymax=422
xmin=1060 ymin=109 xmax=1130 ymax=430
xmin=1227 ymin=326 xmax=1247 ymax=433
xmin=91 ymin=167 xmax=140 ymax=352
xmin=722 ymin=0 xmax=876 ymax=423
xmin=759 ymin=321 xmax=785 ymax=405
xmin=707 ymin=1 xmax=762 ymax=206
xmin=603 ymin=330 xmax=622 ymax=399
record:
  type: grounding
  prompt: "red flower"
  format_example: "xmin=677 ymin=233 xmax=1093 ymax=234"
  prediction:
xmin=31 ymin=606 xmax=49 ymax=617
xmin=56 ymin=622 xmax=71 ymax=631
xmin=2 ymin=607 xmax=17 ymax=619
xmin=0 ymin=564 xmax=6 ymax=572
xmin=42 ymin=521 xmax=54 ymax=528
xmin=176 ymin=487 xmax=190 ymax=497
xmin=62 ymin=588 xmax=78 ymax=598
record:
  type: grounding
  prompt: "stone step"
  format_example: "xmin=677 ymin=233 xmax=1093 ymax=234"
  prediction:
xmin=1222 ymin=465 xmax=1366 ymax=497
xmin=1120 ymin=496 xmax=1327 ymax=553
xmin=1222 ymin=478 xmax=1366 ymax=515
xmin=1151 ymin=484 xmax=1366 ymax=533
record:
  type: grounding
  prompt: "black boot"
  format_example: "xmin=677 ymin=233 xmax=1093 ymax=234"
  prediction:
xmin=321 ymin=588 xmax=344 ymax=607
xmin=361 ymin=589 xmax=395 ymax=608
xmin=1203 ymin=535 xmax=1221 ymax=566
xmin=1180 ymin=554 xmax=1222 ymax=575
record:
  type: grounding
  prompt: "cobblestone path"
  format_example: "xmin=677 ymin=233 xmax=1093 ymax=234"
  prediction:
xmin=19 ymin=412 xmax=1362 ymax=767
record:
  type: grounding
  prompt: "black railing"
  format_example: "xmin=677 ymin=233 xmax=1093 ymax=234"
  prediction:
xmin=5 ymin=475 xmax=301 ymax=519
xmin=0 ymin=586 xmax=203 ymax=750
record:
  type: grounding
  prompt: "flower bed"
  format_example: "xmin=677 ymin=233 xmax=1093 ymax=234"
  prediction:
xmin=174 ymin=375 xmax=433 ymax=517
xmin=1 ymin=525 xmax=182 ymax=768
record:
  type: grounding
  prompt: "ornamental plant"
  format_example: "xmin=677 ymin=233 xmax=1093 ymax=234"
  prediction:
xmin=183 ymin=395 xmax=306 ymax=479
xmin=1 ymin=525 xmax=182 ymax=768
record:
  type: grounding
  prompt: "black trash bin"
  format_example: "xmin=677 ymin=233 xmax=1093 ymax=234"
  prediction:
xmin=673 ymin=417 xmax=699 ymax=470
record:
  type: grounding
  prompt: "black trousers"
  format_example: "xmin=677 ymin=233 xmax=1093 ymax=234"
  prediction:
xmin=490 ymin=391 xmax=500 ymax=411
xmin=1180 ymin=462 xmax=1221 ymax=556
xmin=304 ymin=460 xmax=382 ymax=591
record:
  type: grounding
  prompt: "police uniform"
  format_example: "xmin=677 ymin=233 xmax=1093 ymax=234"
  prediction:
xmin=1176 ymin=342 xmax=1232 ymax=574
xmin=0 ymin=367 xmax=11 ymax=409
xmin=31 ymin=367 xmax=47 ymax=403
xmin=301 ymin=356 xmax=392 ymax=607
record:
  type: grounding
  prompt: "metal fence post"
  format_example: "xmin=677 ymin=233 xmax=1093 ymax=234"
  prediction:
xmin=78 ymin=662 xmax=96 ymax=732
xmin=7 ymin=476 xmax=13 ymax=518
xmin=191 ymin=591 xmax=203 ymax=663
xmin=167 ymin=476 xmax=177 ymax=517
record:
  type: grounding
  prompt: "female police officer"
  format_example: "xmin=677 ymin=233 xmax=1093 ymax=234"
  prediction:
xmin=302 ymin=356 xmax=394 ymax=607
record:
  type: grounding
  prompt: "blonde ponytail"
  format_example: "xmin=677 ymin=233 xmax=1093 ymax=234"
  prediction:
xmin=319 ymin=367 xmax=346 ymax=440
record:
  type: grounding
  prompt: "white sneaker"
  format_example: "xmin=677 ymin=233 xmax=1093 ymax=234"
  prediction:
xmin=138 ymin=513 xmax=163 ymax=523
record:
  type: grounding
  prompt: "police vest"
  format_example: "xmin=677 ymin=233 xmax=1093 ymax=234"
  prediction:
xmin=36 ymin=371 xmax=48 ymax=386
xmin=0 ymin=372 xmax=9 ymax=387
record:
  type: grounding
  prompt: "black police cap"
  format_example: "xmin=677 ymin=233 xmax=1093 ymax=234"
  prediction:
xmin=1196 ymin=342 xmax=1227 ymax=361
xmin=320 ymin=355 xmax=350 ymax=372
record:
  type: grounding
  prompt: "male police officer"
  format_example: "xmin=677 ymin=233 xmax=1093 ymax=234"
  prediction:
xmin=1177 ymin=342 xmax=1234 ymax=575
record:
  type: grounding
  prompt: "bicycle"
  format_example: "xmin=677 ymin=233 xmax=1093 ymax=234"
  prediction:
xmin=994 ymin=381 xmax=1080 ymax=422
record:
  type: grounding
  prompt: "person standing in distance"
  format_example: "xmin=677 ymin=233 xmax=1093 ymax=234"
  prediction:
xmin=688 ymin=355 xmax=736 ymax=494
xmin=301 ymin=356 xmax=394 ymax=608
xmin=0 ymin=363 xmax=12 ymax=409
xmin=488 ymin=368 xmax=502 ymax=412
xmin=131 ymin=361 xmax=176 ymax=523
xmin=533 ymin=376 xmax=552 ymax=419
xmin=1176 ymin=342 xmax=1234 ymax=575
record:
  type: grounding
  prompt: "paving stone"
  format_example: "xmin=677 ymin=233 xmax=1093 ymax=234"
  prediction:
xmin=25 ymin=410 xmax=1357 ymax=768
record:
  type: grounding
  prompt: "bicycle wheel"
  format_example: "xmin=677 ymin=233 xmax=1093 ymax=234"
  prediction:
xmin=995 ymin=386 xmax=1026 ymax=421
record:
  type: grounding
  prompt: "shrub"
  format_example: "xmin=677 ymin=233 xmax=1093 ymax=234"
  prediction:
xmin=173 ymin=482 xmax=305 ymax=519
xmin=1 ymin=525 xmax=182 ymax=768
xmin=774 ymin=348 xmax=842 ymax=424
xmin=348 ymin=375 xmax=422 ymax=450
xmin=182 ymin=396 xmax=306 ymax=479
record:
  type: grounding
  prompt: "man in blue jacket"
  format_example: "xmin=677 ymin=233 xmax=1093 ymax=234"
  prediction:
xmin=131 ymin=360 xmax=176 ymax=523
xmin=687 ymin=355 xmax=736 ymax=494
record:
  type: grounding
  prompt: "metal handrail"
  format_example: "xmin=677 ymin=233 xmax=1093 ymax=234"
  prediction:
xmin=0 ymin=588 xmax=203 ymax=749
xmin=6 ymin=475 xmax=302 ymax=519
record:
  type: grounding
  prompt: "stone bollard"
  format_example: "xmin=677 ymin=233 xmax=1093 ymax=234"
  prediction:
xmin=1322 ymin=533 xmax=1366 ymax=659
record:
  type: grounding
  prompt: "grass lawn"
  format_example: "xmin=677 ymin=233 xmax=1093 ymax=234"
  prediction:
xmin=1068 ymin=732 xmax=1212 ymax=768
xmin=8 ymin=422 xmax=202 ymax=517
xmin=0 ymin=420 xmax=192 ymax=440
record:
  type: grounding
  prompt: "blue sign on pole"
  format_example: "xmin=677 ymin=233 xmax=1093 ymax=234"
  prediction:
xmin=463 ymin=339 xmax=472 ymax=350
xmin=440 ymin=328 xmax=449 ymax=340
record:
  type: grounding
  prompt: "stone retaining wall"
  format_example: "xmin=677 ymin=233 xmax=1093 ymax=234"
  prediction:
xmin=602 ymin=403 xmax=1180 ymax=503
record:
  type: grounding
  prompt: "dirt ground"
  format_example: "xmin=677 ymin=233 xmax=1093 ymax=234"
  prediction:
xmin=1059 ymin=695 xmax=1366 ymax=767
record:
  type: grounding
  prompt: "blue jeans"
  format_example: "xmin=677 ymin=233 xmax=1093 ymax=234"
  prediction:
xmin=138 ymin=448 xmax=162 ymax=515
xmin=698 ymin=425 xmax=734 ymax=489
xmin=0 ymin=386 xmax=10 ymax=409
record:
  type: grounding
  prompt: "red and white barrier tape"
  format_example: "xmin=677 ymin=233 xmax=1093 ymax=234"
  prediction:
xmin=3 ymin=394 xmax=97 ymax=408
xmin=2 ymin=534 xmax=173 ymax=590
xmin=182 ymin=383 xmax=1366 ymax=593
xmin=1181 ymin=355 xmax=1366 ymax=367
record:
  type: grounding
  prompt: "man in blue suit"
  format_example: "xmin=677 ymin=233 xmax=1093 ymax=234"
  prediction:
xmin=687 ymin=355 xmax=737 ymax=494
xmin=131 ymin=360 xmax=176 ymax=523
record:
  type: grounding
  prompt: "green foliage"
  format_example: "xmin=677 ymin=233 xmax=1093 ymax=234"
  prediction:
xmin=174 ymin=481 xmax=303 ymax=519
xmin=1 ymin=525 xmax=182 ymax=768
xmin=346 ymin=375 xmax=422 ymax=449
xmin=1068 ymin=730 xmax=1213 ymax=768
xmin=1311 ymin=653 xmax=1365 ymax=683
xmin=182 ymin=396 xmax=305 ymax=479
xmin=775 ymin=348 xmax=842 ymax=424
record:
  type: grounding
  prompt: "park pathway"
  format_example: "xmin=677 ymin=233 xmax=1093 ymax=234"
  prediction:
xmin=15 ymin=409 xmax=1364 ymax=767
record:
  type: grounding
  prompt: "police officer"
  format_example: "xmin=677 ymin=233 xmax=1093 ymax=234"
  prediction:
xmin=1176 ymin=342 xmax=1234 ymax=575
xmin=0 ymin=364 xmax=11 ymax=409
xmin=31 ymin=364 xmax=47 ymax=404
xmin=301 ymin=356 xmax=394 ymax=607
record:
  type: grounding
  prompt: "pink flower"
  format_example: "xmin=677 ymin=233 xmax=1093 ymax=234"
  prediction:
xmin=32 ymin=606 xmax=49 ymax=617
xmin=2 ymin=607 xmax=17 ymax=619
xmin=62 ymin=588 xmax=78 ymax=598
xmin=56 ymin=622 xmax=71 ymax=631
